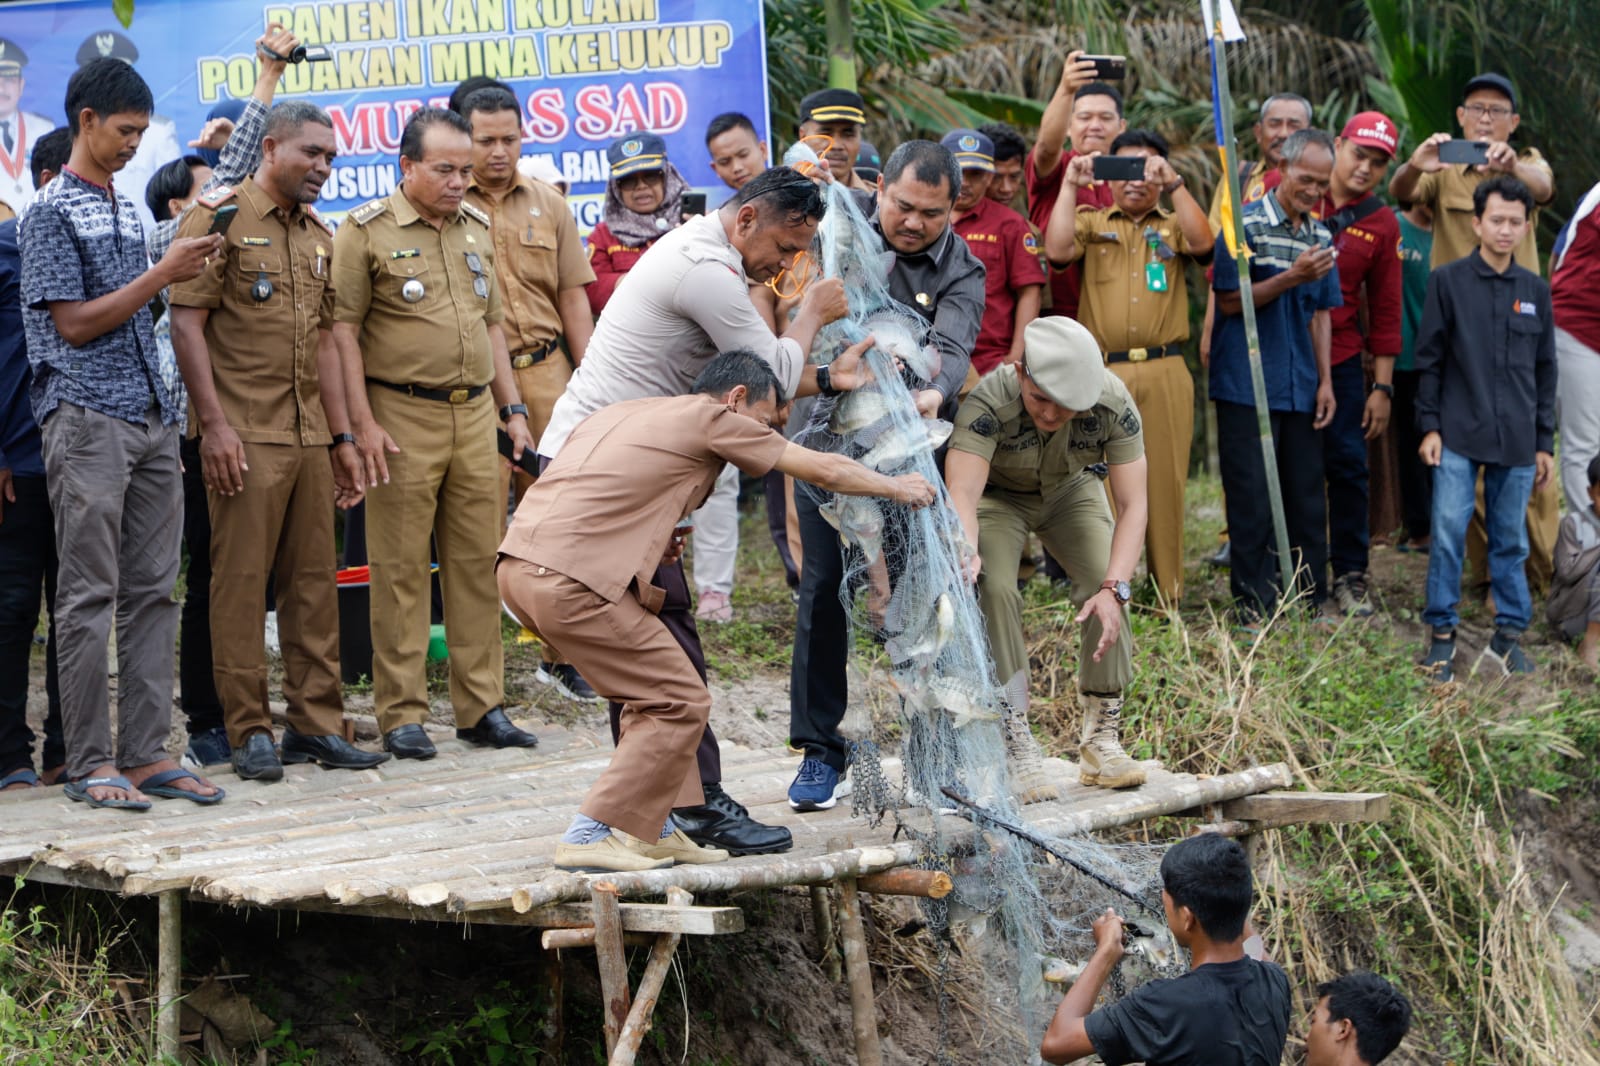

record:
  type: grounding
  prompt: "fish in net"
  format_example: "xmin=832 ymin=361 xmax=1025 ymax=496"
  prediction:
xmin=783 ymin=144 xmax=1188 ymax=1055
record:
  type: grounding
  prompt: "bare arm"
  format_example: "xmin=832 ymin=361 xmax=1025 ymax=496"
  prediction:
xmin=774 ymin=443 xmax=935 ymax=508
xmin=1040 ymin=910 xmax=1124 ymax=1064
xmin=1215 ymin=246 xmax=1331 ymax=315
xmin=557 ymin=286 xmax=593 ymax=364
xmin=487 ymin=322 xmax=533 ymax=460
xmin=1043 ymin=164 xmax=1085 ymax=264
xmin=1032 ymin=50 xmax=1097 ymax=181
xmin=50 ymin=238 xmax=219 ymax=347
xmin=944 ymin=448 xmax=991 ymax=581
xmin=1103 ymin=457 xmax=1147 ymax=583
xmin=1389 ymin=132 xmax=1450 ymax=205
xmin=315 ymin=327 xmax=365 ymax=508
xmin=1007 ymin=285 xmax=1042 ymax=365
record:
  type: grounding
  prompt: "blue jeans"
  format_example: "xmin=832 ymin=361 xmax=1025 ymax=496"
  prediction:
xmin=1424 ymin=446 xmax=1534 ymax=632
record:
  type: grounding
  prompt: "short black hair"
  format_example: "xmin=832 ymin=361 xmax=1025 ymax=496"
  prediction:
xmin=1473 ymin=174 xmax=1534 ymax=218
xmin=145 ymin=155 xmax=209 ymax=222
xmin=1074 ymin=81 xmax=1124 ymax=116
xmin=881 ymin=140 xmax=960 ymax=202
xmin=978 ymin=122 xmax=1028 ymax=165
xmin=65 ymin=56 xmax=154 ymax=136
xmin=1110 ymin=128 xmax=1170 ymax=158
xmin=705 ymin=112 xmax=757 ymax=146
xmin=735 ymin=166 xmax=826 ymax=227
xmin=400 ymin=107 xmax=472 ymax=163
xmin=30 ymin=128 xmax=73 ymax=189
xmin=1587 ymin=453 xmax=1600 ymax=489
xmin=448 ymin=77 xmax=513 ymax=115
xmin=1160 ymin=834 xmax=1253 ymax=941
xmin=461 ymin=87 xmax=520 ymax=121
xmin=691 ymin=348 xmax=784 ymax=406
xmin=264 ymin=100 xmax=333 ymax=143
xmin=1317 ymin=971 xmax=1412 ymax=1063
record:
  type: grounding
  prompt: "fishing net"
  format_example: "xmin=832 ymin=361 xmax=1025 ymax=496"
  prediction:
xmin=783 ymin=145 xmax=1186 ymax=1057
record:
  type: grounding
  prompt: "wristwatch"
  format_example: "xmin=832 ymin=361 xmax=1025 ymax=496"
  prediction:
xmin=816 ymin=364 xmax=841 ymax=397
xmin=1163 ymin=176 xmax=1185 ymax=194
xmin=1100 ymin=579 xmax=1133 ymax=604
xmin=499 ymin=403 xmax=529 ymax=422
xmin=1370 ymin=382 xmax=1394 ymax=399
xmin=328 ymin=432 xmax=357 ymax=451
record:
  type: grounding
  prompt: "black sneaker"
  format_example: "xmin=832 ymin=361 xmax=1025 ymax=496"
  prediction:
xmin=536 ymin=662 xmax=603 ymax=703
xmin=1423 ymin=631 xmax=1456 ymax=683
xmin=1477 ymin=628 xmax=1535 ymax=677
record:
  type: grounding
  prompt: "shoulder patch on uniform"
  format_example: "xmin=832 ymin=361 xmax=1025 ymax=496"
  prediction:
xmin=198 ymin=185 xmax=235 ymax=208
xmin=969 ymin=413 xmax=1000 ymax=439
xmin=305 ymin=204 xmax=335 ymax=236
xmin=1023 ymin=231 xmax=1040 ymax=254
xmin=459 ymin=202 xmax=491 ymax=227
xmin=348 ymin=200 xmax=388 ymax=226
xmin=1118 ymin=406 xmax=1141 ymax=436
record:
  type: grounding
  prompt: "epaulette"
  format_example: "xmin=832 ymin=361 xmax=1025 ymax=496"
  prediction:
xmin=197 ymin=185 xmax=236 ymax=208
xmin=348 ymin=199 xmax=388 ymax=226
xmin=304 ymin=204 xmax=335 ymax=236
xmin=459 ymin=201 xmax=491 ymax=228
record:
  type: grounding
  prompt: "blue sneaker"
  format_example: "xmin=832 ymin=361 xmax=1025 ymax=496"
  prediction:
xmin=182 ymin=726 xmax=232 ymax=770
xmin=788 ymin=757 xmax=843 ymax=812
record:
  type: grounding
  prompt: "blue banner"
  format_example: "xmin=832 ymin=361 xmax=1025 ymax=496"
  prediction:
xmin=0 ymin=0 xmax=770 ymax=232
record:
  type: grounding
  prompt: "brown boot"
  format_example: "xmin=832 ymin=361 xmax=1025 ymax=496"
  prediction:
xmin=1077 ymin=694 xmax=1146 ymax=789
xmin=1001 ymin=672 xmax=1059 ymax=804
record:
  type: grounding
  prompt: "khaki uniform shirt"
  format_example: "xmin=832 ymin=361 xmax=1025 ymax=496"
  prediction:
xmin=168 ymin=177 xmax=337 ymax=446
xmin=500 ymin=393 xmax=789 ymax=606
xmin=1208 ymin=160 xmax=1276 ymax=231
xmin=949 ymin=365 xmax=1144 ymax=495
xmin=1073 ymin=204 xmax=1195 ymax=353
xmin=332 ymin=188 xmax=504 ymax=389
xmin=1410 ymin=149 xmax=1553 ymax=271
xmin=465 ymin=173 xmax=593 ymax=354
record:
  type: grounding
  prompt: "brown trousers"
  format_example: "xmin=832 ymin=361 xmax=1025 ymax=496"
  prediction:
xmin=209 ymin=442 xmax=344 ymax=747
xmin=498 ymin=558 xmax=706 ymax=841
xmin=366 ymin=388 xmax=503 ymax=732
xmin=1108 ymin=354 xmax=1193 ymax=604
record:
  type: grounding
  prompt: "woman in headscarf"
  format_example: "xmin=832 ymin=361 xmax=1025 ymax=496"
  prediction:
xmin=586 ymin=132 xmax=691 ymax=314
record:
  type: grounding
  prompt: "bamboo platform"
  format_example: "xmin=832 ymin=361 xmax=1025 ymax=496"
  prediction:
xmin=0 ymin=719 xmax=1385 ymax=1063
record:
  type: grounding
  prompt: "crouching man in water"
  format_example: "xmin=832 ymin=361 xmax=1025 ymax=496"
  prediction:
xmin=498 ymin=350 xmax=936 ymax=873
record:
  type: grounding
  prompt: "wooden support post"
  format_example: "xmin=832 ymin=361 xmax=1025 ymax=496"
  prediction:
xmin=810 ymin=885 xmax=840 ymax=982
xmin=857 ymin=868 xmax=953 ymax=899
xmin=155 ymin=890 xmax=181 ymax=1063
xmin=610 ymin=886 xmax=692 ymax=1066
xmin=590 ymin=882 xmax=630 ymax=1059
xmin=540 ymin=928 xmax=653 ymax=951
xmin=835 ymin=860 xmax=882 ymax=1065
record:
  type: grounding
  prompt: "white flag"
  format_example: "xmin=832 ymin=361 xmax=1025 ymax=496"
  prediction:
xmin=1200 ymin=0 xmax=1246 ymax=41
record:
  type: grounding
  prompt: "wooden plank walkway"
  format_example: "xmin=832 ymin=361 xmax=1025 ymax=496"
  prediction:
xmin=0 ymin=719 xmax=1293 ymax=924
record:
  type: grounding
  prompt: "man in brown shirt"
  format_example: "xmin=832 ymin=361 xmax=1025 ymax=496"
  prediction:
xmin=332 ymin=107 xmax=537 ymax=759
xmin=170 ymin=101 xmax=388 ymax=782
xmin=499 ymin=349 xmax=935 ymax=873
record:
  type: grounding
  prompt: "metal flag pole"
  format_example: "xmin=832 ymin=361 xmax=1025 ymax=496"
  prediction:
xmin=1206 ymin=2 xmax=1295 ymax=592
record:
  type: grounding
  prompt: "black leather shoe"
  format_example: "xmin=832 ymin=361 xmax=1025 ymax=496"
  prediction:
xmin=382 ymin=724 xmax=437 ymax=760
xmin=281 ymin=729 xmax=391 ymax=770
xmin=674 ymin=783 xmax=793 ymax=856
xmin=231 ymin=733 xmax=284 ymax=782
xmin=456 ymin=707 xmax=539 ymax=749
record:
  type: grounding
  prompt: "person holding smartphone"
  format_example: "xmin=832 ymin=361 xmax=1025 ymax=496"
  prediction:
xmin=586 ymin=132 xmax=694 ymax=314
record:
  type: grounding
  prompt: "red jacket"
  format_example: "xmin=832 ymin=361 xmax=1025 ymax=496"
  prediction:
xmin=1315 ymin=191 xmax=1403 ymax=366
xmin=586 ymin=221 xmax=658 ymax=315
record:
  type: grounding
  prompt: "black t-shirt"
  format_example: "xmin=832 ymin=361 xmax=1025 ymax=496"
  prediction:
xmin=1083 ymin=957 xmax=1291 ymax=1066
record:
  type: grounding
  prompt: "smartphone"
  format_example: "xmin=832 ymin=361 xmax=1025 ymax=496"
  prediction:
xmin=207 ymin=204 xmax=238 ymax=236
xmin=1092 ymin=155 xmax=1146 ymax=182
xmin=681 ymin=191 xmax=707 ymax=217
xmin=496 ymin=427 xmax=541 ymax=476
xmin=1083 ymin=54 xmax=1127 ymax=80
xmin=1438 ymin=139 xmax=1490 ymax=166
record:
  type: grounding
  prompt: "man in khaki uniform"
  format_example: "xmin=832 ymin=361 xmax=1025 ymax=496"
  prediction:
xmin=331 ymin=107 xmax=537 ymax=759
xmin=946 ymin=317 xmax=1153 ymax=795
xmin=1045 ymin=129 xmax=1213 ymax=605
xmin=1390 ymin=71 xmax=1559 ymax=593
xmin=170 ymin=102 xmax=389 ymax=781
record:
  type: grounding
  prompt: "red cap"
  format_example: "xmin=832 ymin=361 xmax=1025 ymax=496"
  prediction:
xmin=1340 ymin=111 xmax=1398 ymax=157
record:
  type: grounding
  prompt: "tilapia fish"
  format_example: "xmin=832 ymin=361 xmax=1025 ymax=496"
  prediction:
xmin=829 ymin=387 xmax=891 ymax=435
xmin=895 ymin=673 xmax=1001 ymax=729
xmin=885 ymin=592 xmax=956 ymax=665
xmin=859 ymin=419 xmax=953 ymax=471
xmin=864 ymin=314 xmax=941 ymax=382
xmin=820 ymin=495 xmax=886 ymax=563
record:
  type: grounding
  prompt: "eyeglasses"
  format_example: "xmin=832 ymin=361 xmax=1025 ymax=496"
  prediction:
xmin=1462 ymin=103 xmax=1513 ymax=119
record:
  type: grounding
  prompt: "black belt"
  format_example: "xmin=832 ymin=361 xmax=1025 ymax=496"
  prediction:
xmin=510 ymin=338 xmax=560 ymax=369
xmin=367 ymin=378 xmax=490 ymax=404
xmin=1106 ymin=343 xmax=1184 ymax=364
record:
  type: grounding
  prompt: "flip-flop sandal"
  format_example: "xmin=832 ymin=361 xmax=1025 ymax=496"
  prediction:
xmin=139 ymin=768 xmax=226 ymax=805
xmin=0 ymin=768 xmax=41 ymax=791
xmin=64 ymin=775 xmax=152 ymax=811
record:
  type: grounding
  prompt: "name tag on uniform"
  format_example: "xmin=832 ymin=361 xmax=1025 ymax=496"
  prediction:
xmin=391 ymin=249 xmax=421 ymax=259
xmin=240 ymin=236 xmax=272 ymax=246
xmin=1514 ymin=300 xmax=1537 ymax=316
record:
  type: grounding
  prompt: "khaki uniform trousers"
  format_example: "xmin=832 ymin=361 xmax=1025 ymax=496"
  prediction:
xmin=498 ymin=351 xmax=574 ymax=520
xmin=1468 ymin=474 xmax=1560 ymax=595
xmin=209 ymin=442 xmax=344 ymax=748
xmin=976 ymin=474 xmax=1133 ymax=699
xmin=1107 ymin=354 xmax=1192 ymax=604
xmin=366 ymin=388 xmax=503 ymax=732
xmin=498 ymin=558 xmax=705 ymax=841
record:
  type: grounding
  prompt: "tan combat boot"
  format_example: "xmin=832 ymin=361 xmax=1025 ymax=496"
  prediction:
xmin=1077 ymin=693 xmax=1146 ymax=789
xmin=1001 ymin=672 xmax=1059 ymax=804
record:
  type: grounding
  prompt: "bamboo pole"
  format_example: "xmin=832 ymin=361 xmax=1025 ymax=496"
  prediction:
xmin=591 ymin=882 xmax=630 ymax=1058
xmin=610 ymin=886 xmax=693 ymax=1065
xmin=857 ymin=869 xmax=953 ymax=899
xmin=155 ymin=891 xmax=182 ymax=1063
xmin=836 ymin=872 xmax=882 ymax=1066
xmin=810 ymin=885 xmax=841 ymax=982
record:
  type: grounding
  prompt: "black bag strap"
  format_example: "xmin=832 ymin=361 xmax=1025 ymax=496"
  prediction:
xmin=1323 ymin=195 xmax=1384 ymax=238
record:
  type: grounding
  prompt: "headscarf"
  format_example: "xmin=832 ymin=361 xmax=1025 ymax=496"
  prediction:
xmin=602 ymin=160 xmax=691 ymax=246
